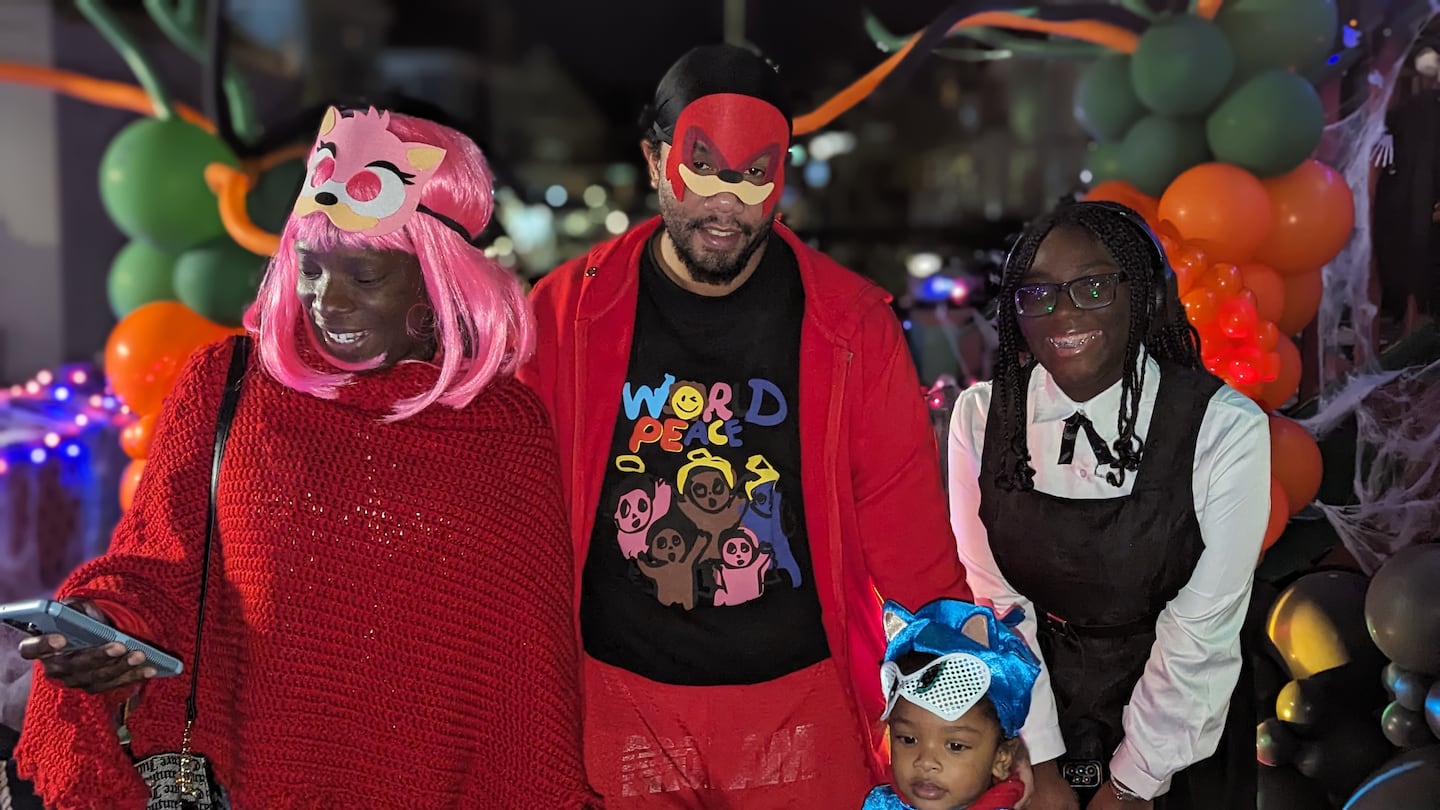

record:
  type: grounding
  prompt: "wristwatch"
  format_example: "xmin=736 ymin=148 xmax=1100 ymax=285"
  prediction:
xmin=1110 ymin=777 xmax=1145 ymax=802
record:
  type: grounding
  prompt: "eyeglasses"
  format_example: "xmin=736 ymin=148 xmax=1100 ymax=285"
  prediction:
xmin=1013 ymin=272 xmax=1129 ymax=318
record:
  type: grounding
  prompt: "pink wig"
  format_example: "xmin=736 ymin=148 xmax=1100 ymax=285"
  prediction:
xmin=244 ymin=111 xmax=533 ymax=421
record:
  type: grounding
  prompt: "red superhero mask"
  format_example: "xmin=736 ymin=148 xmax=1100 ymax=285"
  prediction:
xmin=664 ymin=93 xmax=789 ymax=217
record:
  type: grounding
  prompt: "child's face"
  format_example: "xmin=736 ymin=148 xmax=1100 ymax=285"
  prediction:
xmin=888 ymin=697 xmax=1014 ymax=810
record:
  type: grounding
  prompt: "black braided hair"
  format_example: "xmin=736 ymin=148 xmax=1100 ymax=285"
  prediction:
xmin=992 ymin=202 xmax=1203 ymax=492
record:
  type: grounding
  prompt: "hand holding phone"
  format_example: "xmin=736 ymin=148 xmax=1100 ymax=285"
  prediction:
xmin=3 ymin=599 xmax=179 ymax=693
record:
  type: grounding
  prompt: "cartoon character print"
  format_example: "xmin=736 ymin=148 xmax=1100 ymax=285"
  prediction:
xmin=676 ymin=449 xmax=745 ymax=561
xmin=608 ymin=475 xmax=673 ymax=559
xmin=739 ymin=454 xmax=802 ymax=587
xmin=711 ymin=526 xmax=773 ymax=607
xmin=634 ymin=510 xmax=705 ymax=610
xmin=292 ymin=106 xmax=447 ymax=237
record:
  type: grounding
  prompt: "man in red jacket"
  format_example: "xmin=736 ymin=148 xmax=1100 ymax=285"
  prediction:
xmin=520 ymin=44 xmax=974 ymax=808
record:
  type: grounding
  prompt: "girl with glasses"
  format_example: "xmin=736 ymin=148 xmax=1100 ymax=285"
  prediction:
xmin=947 ymin=202 xmax=1269 ymax=810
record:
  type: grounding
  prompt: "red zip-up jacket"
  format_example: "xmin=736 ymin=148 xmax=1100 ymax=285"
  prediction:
xmin=518 ymin=216 xmax=973 ymax=780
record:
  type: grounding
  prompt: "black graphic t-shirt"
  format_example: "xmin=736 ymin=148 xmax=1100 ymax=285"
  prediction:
xmin=579 ymin=233 xmax=830 ymax=685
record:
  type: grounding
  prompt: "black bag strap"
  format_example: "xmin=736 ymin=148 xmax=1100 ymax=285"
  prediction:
xmin=185 ymin=335 xmax=250 ymax=725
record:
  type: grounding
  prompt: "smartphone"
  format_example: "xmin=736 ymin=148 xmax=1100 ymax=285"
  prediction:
xmin=0 ymin=599 xmax=183 ymax=678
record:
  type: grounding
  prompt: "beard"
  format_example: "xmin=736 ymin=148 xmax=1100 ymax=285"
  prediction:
xmin=662 ymin=208 xmax=775 ymax=286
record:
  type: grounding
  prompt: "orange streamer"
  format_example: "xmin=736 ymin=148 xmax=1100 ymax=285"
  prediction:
xmin=794 ymin=39 xmax=920 ymax=136
xmin=0 ymin=62 xmax=212 ymax=132
xmin=794 ymin=13 xmax=1139 ymax=135
xmin=206 ymin=162 xmax=280 ymax=257
xmin=1194 ymin=0 xmax=1224 ymax=21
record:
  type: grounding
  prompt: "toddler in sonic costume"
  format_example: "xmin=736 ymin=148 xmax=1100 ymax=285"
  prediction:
xmin=864 ymin=600 xmax=1042 ymax=810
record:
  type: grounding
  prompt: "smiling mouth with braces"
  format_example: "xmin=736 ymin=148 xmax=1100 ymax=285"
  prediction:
xmin=1048 ymin=332 xmax=1100 ymax=349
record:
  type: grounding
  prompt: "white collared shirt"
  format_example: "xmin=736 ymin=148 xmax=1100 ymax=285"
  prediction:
xmin=947 ymin=355 xmax=1270 ymax=799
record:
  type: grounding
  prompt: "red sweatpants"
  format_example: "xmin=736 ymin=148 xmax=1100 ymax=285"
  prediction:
xmin=583 ymin=656 xmax=876 ymax=809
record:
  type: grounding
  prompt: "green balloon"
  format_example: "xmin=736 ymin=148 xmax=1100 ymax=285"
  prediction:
xmin=1217 ymin=0 xmax=1338 ymax=80
xmin=172 ymin=237 xmax=267 ymax=326
xmin=246 ymin=158 xmax=306 ymax=234
xmin=1130 ymin=16 xmax=1235 ymax=117
xmin=99 ymin=118 xmax=239 ymax=253
xmin=1086 ymin=141 xmax=1126 ymax=183
xmin=1207 ymin=70 xmax=1324 ymax=177
xmin=1119 ymin=115 xmax=1211 ymax=196
xmin=1075 ymin=54 xmax=1146 ymax=141
xmin=107 ymin=240 xmax=178 ymax=319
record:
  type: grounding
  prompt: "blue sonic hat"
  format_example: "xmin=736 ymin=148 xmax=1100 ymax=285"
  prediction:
xmin=880 ymin=599 xmax=1042 ymax=739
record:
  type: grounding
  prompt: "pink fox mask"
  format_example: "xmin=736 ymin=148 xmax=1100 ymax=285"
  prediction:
xmin=293 ymin=106 xmax=448 ymax=238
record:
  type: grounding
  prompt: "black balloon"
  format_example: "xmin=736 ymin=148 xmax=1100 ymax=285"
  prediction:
xmin=1366 ymin=545 xmax=1440 ymax=677
xmin=1257 ymin=764 xmax=1330 ymax=810
xmin=1277 ymin=678 xmax=1326 ymax=730
xmin=1272 ymin=570 xmax=1388 ymax=686
xmin=1429 ymin=681 xmax=1440 ymax=739
xmin=1343 ymin=745 xmax=1440 ymax=810
xmin=1295 ymin=714 xmax=1394 ymax=798
xmin=1258 ymin=717 xmax=1303 ymax=766
xmin=1382 ymin=701 xmax=1438 ymax=749
xmin=1384 ymin=662 xmax=1432 ymax=711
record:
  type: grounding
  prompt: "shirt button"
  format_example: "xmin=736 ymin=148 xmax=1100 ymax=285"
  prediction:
xmin=584 ymin=266 xmax=597 ymax=277
xmin=1078 ymin=468 xmax=1089 ymax=479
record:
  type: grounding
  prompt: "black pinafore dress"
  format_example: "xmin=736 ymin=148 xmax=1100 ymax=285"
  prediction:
xmin=978 ymin=363 xmax=1255 ymax=809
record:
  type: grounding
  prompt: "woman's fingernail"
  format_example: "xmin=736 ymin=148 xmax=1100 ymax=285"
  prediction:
xmin=107 ymin=644 xmax=126 ymax=657
xmin=143 ymin=668 xmax=157 ymax=679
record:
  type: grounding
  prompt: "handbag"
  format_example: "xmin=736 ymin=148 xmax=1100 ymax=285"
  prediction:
xmin=125 ymin=335 xmax=249 ymax=810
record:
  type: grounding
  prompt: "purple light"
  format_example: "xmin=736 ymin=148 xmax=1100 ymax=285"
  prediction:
xmin=0 ymin=460 xmax=8 ymax=476
xmin=53 ymin=386 xmax=70 ymax=402
xmin=88 ymin=394 xmax=104 ymax=408
xmin=29 ymin=448 xmax=46 ymax=464
xmin=25 ymin=382 xmax=39 ymax=395
xmin=36 ymin=370 xmax=53 ymax=385
xmin=71 ymin=370 xmax=88 ymax=384
xmin=64 ymin=444 xmax=81 ymax=459
xmin=102 ymin=396 xmax=117 ymax=410
xmin=75 ymin=414 xmax=90 ymax=427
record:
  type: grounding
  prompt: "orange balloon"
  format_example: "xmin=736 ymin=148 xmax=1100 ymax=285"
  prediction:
xmin=119 ymin=458 xmax=146 ymax=512
xmin=119 ymin=414 xmax=158 ymax=460
xmin=105 ymin=302 xmax=237 ymax=416
xmin=1159 ymin=163 xmax=1275 ymax=263
xmin=1263 ymin=478 xmax=1290 ymax=553
xmin=1239 ymin=263 xmax=1286 ymax=324
xmin=1207 ymin=263 xmax=1245 ymax=298
xmin=1255 ymin=320 xmax=1281 ymax=352
xmin=1085 ymin=181 xmax=1159 ymax=228
xmin=1275 ymin=269 xmax=1325 ymax=335
xmin=1270 ymin=415 xmax=1322 ymax=515
xmin=1258 ymin=336 xmax=1302 ymax=411
xmin=1255 ymin=160 xmax=1356 ymax=276
xmin=1183 ymin=287 xmax=1220 ymax=326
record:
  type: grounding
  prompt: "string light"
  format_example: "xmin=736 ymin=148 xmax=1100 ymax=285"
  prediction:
xmin=0 ymin=362 xmax=128 ymax=477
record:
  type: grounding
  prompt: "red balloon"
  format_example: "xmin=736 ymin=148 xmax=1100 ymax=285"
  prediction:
xmin=1271 ymin=415 xmax=1322 ymax=515
xmin=1256 ymin=160 xmax=1356 ymax=276
xmin=1219 ymin=296 xmax=1260 ymax=340
xmin=1159 ymin=163 xmax=1275 ymax=263
xmin=1259 ymin=349 xmax=1282 ymax=383
xmin=105 ymin=302 xmax=237 ymax=416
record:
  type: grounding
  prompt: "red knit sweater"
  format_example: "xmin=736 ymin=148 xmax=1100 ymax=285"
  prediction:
xmin=18 ymin=338 xmax=601 ymax=809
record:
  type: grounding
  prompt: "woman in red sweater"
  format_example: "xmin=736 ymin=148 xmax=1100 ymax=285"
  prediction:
xmin=16 ymin=108 xmax=600 ymax=809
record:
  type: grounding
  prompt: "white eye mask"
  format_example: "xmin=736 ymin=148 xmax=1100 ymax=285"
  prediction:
xmin=880 ymin=652 xmax=992 ymax=723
